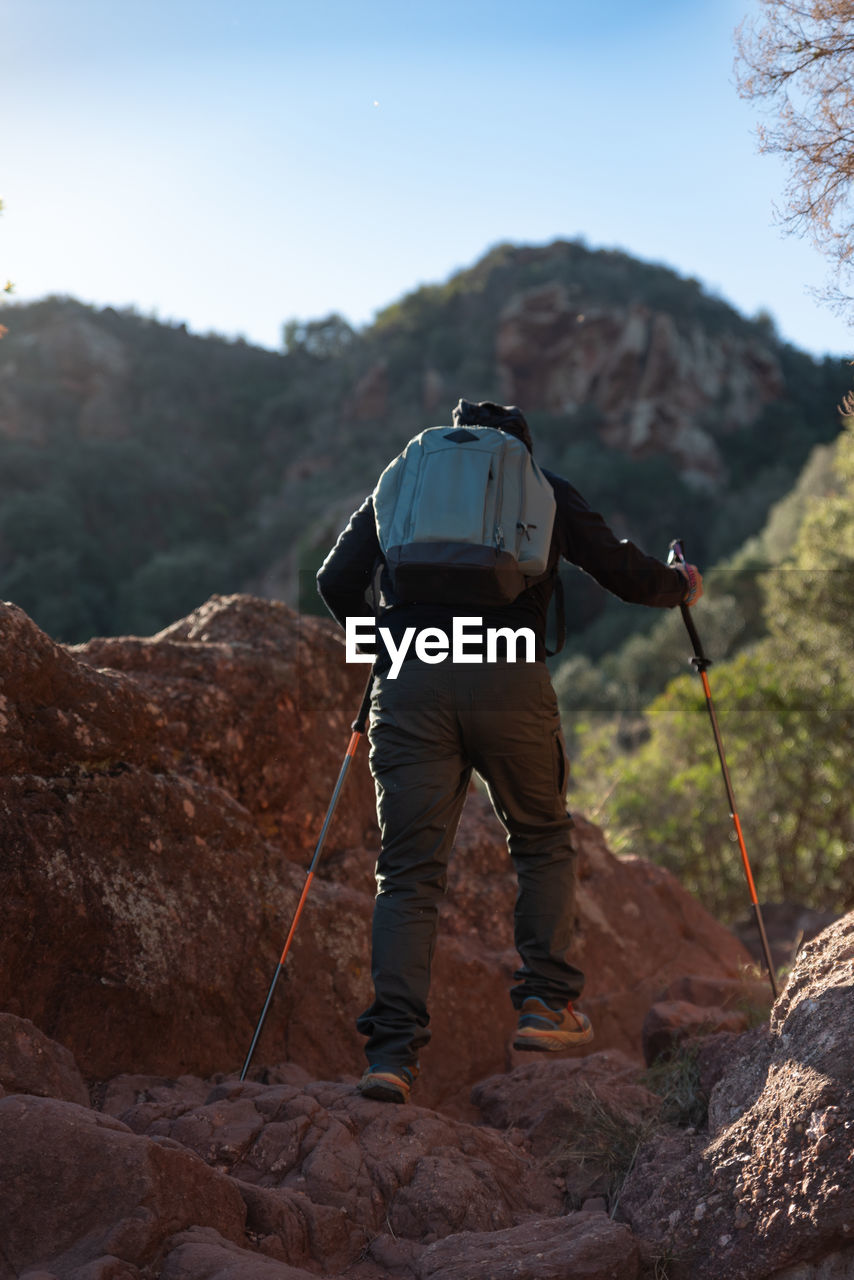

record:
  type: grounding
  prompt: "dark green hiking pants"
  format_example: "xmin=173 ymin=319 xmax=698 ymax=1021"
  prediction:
xmin=356 ymin=658 xmax=583 ymax=1070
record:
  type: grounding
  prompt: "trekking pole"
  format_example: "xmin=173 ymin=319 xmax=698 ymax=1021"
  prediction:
xmin=239 ymin=667 xmax=376 ymax=1081
xmin=667 ymin=539 xmax=779 ymax=1001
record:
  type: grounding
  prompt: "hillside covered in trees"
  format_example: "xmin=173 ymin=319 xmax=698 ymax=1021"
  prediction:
xmin=567 ymin=419 xmax=854 ymax=921
xmin=0 ymin=239 xmax=849 ymax=646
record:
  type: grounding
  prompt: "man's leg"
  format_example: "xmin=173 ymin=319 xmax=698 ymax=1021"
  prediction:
xmin=463 ymin=662 xmax=584 ymax=1009
xmin=357 ymin=662 xmax=471 ymax=1074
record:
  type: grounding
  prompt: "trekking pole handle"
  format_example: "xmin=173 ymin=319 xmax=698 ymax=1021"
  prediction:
xmin=667 ymin=538 xmax=711 ymax=671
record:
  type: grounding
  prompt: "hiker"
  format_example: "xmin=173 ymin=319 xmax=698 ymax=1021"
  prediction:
xmin=316 ymin=399 xmax=703 ymax=1104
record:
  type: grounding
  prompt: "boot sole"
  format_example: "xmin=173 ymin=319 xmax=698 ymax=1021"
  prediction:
xmin=513 ymin=1027 xmax=595 ymax=1051
xmin=357 ymin=1080 xmax=410 ymax=1104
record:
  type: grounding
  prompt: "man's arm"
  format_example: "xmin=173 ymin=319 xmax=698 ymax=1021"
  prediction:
xmin=316 ymin=495 xmax=379 ymax=628
xmin=544 ymin=469 xmax=700 ymax=607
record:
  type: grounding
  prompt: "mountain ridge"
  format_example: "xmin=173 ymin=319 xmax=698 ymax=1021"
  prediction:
xmin=0 ymin=239 xmax=849 ymax=645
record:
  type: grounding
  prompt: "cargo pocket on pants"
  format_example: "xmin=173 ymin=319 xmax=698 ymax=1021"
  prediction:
xmin=552 ymin=728 xmax=570 ymax=801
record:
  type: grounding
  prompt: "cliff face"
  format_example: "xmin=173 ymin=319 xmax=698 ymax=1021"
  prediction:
xmin=496 ymin=285 xmax=785 ymax=485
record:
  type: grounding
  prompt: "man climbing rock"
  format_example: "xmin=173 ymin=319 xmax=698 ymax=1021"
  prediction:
xmin=317 ymin=399 xmax=703 ymax=1104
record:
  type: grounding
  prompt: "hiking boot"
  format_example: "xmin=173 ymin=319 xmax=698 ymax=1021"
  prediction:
xmin=357 ymin=1063 xmax=418 ymax=1104
xmin=513 ymin=997 xmax=594 ymax=1051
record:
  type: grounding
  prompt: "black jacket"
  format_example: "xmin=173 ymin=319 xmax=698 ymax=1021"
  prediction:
xmin=316 ymin=467 xmax=688 ymax=669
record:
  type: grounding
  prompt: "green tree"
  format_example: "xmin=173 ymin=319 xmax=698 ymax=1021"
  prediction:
xmin=117 ymin=546 xmax=228 ymax=637
xmin=583 ymin=420 xmax=854 ymax=919
xmin=282 ymin=313 xmax=355 ymax=359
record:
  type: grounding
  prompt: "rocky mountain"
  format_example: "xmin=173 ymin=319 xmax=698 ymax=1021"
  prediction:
xmin=2 ymin=592 xmax=852 ymax=1279
xmin=0 ymin=241 xmax=849 ymax=646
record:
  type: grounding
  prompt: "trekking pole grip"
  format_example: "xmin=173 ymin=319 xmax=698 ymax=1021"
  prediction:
xmin=667 ymin=538 xmax=711 ymax=670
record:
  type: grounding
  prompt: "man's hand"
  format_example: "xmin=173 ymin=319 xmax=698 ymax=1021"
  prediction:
xmin=675 ymin=562 xmax=704 ymax=606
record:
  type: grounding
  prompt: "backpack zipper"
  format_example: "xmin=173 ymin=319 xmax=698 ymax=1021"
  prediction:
xmin=493 ymin=445 xmax=506 ymax=548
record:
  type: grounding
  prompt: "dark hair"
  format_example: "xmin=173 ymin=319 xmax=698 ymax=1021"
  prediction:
xmin=451 ymin=398 xmax=533 ymax=453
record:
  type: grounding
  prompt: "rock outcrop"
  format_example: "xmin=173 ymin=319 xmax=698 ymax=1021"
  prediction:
xmin=496 ymin=285 xmax=784 ymax=485
xmin=3 ymin=907 xmax=852 ymax=1278
xmin=1 ymin=594 xmax=751 ymax=1112
xmin=3 ymin=594 xmax=853 ymax=1278
xmin=0 ymin=1011 xmax=90 ymax=1106
xmin=619 ymin=912 xmax=854 ymax=1279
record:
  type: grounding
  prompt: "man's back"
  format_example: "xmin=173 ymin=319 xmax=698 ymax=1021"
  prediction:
xmin=315 ymin=398 xmax=700 ymax=1105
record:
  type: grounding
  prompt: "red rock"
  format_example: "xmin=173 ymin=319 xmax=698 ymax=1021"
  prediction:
xmin=416 ymin=1212 xmax=639 ymax=1280
xmin=569 ymin=822 xmax=753 ymax=1060
xmin=496 ymin=285 xmax=784 ymax=485
xmin=769 ymin=1248 xmax=854 ymax=1279
xmin=472 ymin=1052 xmax=661 ymax=1209
xmin=618 ymin=912 xmax=854 ymax=1279
xmin=0 ymin=1012 xmax=89 ymax=1105
xmin=0 ymin=1095 xmax=246 ymax=1276
xmin=74 ymin=593 xmax=379 ymax=853
xmin=641 ymin=999 xmax=749 ymax=1066
xmin=158 ymin=1226 xmax=336 ymax=1280
xmin=0 ymin=596 xmax=377 ymax=1088
xmin=472 ymin=1052 xmax=660 ymax=1157
xmin=0 ymin=597 xmax=752 ymax=1112
xmin=107 ymin=1075 xmax=562 ymax=1271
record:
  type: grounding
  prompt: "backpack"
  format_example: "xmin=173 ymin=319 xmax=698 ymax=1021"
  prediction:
xmin=372 ymin=425 xmax=557 ymax=607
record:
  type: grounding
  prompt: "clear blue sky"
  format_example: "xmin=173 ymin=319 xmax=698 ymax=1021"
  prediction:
xmin=3 ymin=0 xmax=852 ymax=359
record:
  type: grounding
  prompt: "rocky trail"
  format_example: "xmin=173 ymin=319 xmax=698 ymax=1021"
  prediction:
xmin=1 ymin=595 xmax=852 ymax=1279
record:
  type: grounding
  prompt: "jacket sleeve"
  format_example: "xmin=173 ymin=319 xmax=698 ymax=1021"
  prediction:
xmin=543 ymin=469 xmax=687 ymax=607
xmin=316 ymin=495 xmax=379 ymax=628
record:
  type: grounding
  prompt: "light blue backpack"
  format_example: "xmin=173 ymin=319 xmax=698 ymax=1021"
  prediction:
xmin=373 ymin=425 xmax=556 ymax=606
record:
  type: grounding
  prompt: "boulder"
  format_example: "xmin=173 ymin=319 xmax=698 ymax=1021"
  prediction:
xmin=618 ymin=913 xmax=854 ymax=1279
xmin=511 ymin=814 xmax=754 ymax=1069
xmin=73 ymin=592 xmax=379 ymax=852
xmin=0 ymin=1095 xmax=246 ymax=1277
xmin=157 ymin=1227 xmax=340 ymax=1280
xmin=0 ymin=596 xmax=377 ymax=1088
xmin=415 ymin=1213 xmax=639 ymax=1280
xmin=641 ymin=1000 xmax=749 ymax=1066
xmin=0 ymin=1012 xmax=90 ymax=1105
